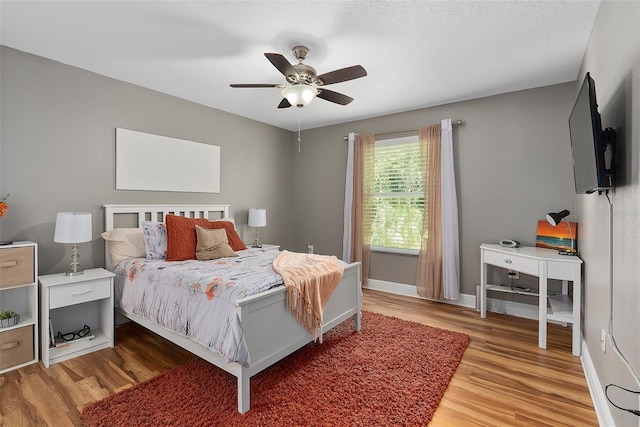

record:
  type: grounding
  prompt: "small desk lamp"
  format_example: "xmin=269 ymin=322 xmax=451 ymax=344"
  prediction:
xmin=545 ymin=209 xmax=577 ymax=256
xmin=54 ymin=212 xmax=92 ymax=276
xmin=248 ymin=208 xmax=266 ymax=248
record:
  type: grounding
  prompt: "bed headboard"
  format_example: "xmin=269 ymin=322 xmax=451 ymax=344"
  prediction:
xmin=103 ymin=204 xmax=230 ymax=268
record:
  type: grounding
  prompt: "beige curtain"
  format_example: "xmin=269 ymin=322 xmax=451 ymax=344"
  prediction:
xmin=350 ymin=134 xmax=375 ymax=284
xmin=416 ymin=125 xmax=442 ymax=299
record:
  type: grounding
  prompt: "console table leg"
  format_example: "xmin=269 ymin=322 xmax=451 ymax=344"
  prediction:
xmin=538 ymin=262 xmax=548 ymax=350
xmin=480 ymin=253 xmax=487 ymax=318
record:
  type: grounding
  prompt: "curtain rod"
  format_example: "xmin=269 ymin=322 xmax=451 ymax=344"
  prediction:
xmin=342 ymin=119 xmax=464 ymax=141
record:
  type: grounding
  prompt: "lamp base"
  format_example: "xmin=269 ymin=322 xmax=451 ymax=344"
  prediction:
xmin=65 ymin=270 xmax=85 ymax=277
xmin=252 ymin=228 xmax=262 ymax=249
xmin=65 ymin=243 xmax=84 ymax=276
xmin=0 ymin=241 xmax=14 ymax=246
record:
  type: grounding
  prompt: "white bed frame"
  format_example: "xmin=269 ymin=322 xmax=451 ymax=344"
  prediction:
xmin=103 ymin=204 xmax=362 ymax=414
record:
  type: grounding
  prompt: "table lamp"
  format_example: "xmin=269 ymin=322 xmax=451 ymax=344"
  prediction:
xmin=545 ymin=209 xmax=577 ymax=256
xmin=248 ymin=208 xmax=266 ymax=248
xmin=54 ymin=212 xmax=92 ymax=275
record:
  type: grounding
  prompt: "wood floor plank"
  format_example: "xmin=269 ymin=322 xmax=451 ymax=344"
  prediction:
xmin=0 ymin=288 xmax=598 ymax=426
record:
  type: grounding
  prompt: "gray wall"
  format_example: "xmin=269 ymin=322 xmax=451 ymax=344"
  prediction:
xmin=293 ymin=83 xmax=577 ymax=295
xmin=0 ymin=46 xmax=295 ymax=275
xmin=577 ymin=2 xmax=640 ymax=426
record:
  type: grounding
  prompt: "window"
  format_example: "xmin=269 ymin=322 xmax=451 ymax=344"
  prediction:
xmin=370 ymin=135 xmax=425 ymax=253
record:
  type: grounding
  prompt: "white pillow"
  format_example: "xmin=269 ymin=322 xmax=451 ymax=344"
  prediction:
xmin=101 ymin=228 xmax=146 ymax=268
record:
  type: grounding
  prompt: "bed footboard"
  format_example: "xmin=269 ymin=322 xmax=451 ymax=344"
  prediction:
xmin=234 ymin=261 xmax=361 ymax=413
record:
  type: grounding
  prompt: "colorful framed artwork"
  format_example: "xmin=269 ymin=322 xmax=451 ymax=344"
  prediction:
xmin=535 ymin=220 xmax=578 ymax=253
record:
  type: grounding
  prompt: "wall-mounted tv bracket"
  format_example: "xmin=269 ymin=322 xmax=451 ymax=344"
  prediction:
xmin=602 ymin=127 xmax=616 ymax=173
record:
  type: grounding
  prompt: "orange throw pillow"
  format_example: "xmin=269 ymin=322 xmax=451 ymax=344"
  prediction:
xmin=165 ymin=215 xmax=246 ymax=261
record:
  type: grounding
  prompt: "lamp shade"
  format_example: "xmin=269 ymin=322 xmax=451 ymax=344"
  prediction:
xmin=54 ymin=212 xmax=92 ymax=243
xmin=248 ymin=209 xmax=267 ymax=228
xmin=281 ymin=84 xmax=317 ymax=107
xmin=545 ymin=210 xmax=570 ymax=227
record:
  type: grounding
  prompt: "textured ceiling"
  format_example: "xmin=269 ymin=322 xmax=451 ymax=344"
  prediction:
xmin=0 ymin=1 xmax=601 ymax=131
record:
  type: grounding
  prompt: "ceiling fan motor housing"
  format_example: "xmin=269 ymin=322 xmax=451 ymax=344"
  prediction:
xmin=293 ymin=63 xmax=317 ymax=84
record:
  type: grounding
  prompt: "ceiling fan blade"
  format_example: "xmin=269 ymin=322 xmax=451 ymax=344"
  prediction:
xmin=317 ymin=88 xmax=354 ymax=106
xmin=230 ymin=83 xmax=284 ymax=88
xmin=264 ymin=53 xmax=299 ymax=83
xmin=317 ymin=65 xmax=367 ymax=86
xmin=277 ymin=98 xmax=292 ymax=109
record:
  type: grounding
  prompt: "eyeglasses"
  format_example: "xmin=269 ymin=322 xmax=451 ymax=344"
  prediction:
xmin=57 ymin=324 xmax=91 ymax=342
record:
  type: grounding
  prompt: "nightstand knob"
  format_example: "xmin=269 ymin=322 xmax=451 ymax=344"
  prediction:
xmin=504 ymin=258 xmax=512 ymax=264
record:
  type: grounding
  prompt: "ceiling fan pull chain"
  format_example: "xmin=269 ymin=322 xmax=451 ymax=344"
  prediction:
xmin=297 ymin=109 xmax=302 ymax=152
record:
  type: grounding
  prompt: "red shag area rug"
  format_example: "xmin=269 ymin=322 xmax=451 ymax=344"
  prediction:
xmin=81 ymin=311 xmax=470 ymax=427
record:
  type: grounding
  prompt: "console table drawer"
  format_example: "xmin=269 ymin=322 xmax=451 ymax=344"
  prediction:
xmin=483 ymin=250 xmax=538 ymax=276
xmin=49 ymin=279 xmax=111 ymax=309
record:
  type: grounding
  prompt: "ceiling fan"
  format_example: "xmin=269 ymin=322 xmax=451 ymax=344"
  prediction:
xmin=230 ymin=45 xmax=367 ymax=108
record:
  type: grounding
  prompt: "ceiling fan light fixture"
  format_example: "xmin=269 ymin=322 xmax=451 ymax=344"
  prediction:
xmin=282 ymin=84 xmax=317 ymax=108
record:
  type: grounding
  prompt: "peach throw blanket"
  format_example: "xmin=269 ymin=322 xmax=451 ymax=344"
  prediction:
xmin=273 ymin=250 xmax=345 ymax=342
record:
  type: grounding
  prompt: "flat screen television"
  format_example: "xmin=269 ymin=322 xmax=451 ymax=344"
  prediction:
xmin=568 ymin=72 xmax=616 ymax=194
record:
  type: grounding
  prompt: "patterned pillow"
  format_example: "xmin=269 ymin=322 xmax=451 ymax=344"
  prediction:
xmin=142 ymin=221 xmax=167 ymax=260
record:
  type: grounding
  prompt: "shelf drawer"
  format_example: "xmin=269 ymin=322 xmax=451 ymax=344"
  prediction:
xmin=483 ymin=250 xmax=539 ymax=276
xmin=49 ymin=279 xmax=111 ymax=309
xmin=0 ymin=325 xmax=34 ymax=370
xmin=0 ymin=247 xmax=35 ymax=289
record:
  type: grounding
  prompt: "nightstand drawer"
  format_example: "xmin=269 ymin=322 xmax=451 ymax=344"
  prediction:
xmin=0 ymin=325 xmax=34 ymax=371
xmin=49 ymin=278 xmax=111 ymax=309
xmin=0 ymin=247 xmax=35 ymax=289
xmin=483 ymin=250 xmax=539 ymax=276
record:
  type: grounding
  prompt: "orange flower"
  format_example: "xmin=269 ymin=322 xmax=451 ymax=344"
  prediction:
xmin=205 ymin=278 xmax=224 ymax=300
xmin=0 ymin=194 xmax=9 ymax=218
xmin=128 ymin=261 xmax=140 ymax=281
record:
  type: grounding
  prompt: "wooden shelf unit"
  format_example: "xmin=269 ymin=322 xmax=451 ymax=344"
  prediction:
xmin=0 ymin=241 xmax=39 ymax=374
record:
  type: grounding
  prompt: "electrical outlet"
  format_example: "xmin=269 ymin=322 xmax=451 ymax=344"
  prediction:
xmin=601 ymin=329 xmax=607 ymax=353
xmin=507 ymin=270 xmax=519 ymax=280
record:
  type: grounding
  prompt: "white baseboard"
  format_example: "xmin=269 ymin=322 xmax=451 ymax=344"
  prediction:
xmin=363 ymin=279 xmax=475 ymax=307
xmin=364 ymin=279 xmax=609 ymax=424
xmin=581 ymin=341 xmax=615 ymax=426
xmin=484 ymin=292 xmax=540 ymax=320
xmin=364 ymin=279 xmax=538 ymax=320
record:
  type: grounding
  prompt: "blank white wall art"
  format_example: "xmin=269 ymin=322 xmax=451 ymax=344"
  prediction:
xmin=115 ymin=128 xmax=220 ymax=193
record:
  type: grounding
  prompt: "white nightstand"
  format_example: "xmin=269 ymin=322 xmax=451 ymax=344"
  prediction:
xmin=39 ymin=268 xmax=115 ymax=367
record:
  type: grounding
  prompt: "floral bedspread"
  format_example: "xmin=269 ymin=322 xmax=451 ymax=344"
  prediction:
xmin=113 ymin=247 xmax=283 ymax=367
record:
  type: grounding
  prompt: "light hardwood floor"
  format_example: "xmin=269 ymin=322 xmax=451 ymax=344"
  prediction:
xmin=0 ymin=289 xmax=598 ymax=426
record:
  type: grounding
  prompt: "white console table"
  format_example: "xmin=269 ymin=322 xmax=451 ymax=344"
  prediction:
xmin=480 ymin=243 xmax=583 ymax=356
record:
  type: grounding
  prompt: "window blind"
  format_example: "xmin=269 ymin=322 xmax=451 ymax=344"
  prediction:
xmin=369 ymin=137 xmax=427 ymax=251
